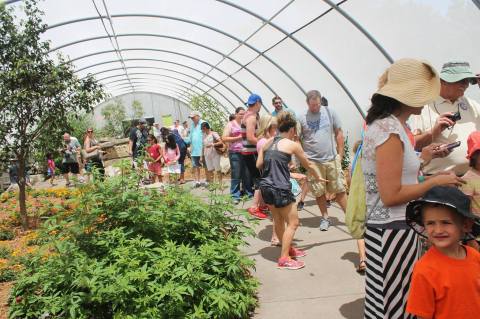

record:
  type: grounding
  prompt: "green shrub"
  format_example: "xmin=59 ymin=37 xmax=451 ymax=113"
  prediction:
xmin=0 ymin=267 xmax=16 ymax=283
xmin=9 ymin=163 xmax=258 ymax=318
xmin=0 ymin=227 xmax=14 ymax=241
xmin=0 ymin=245 xmax=12 ymax=259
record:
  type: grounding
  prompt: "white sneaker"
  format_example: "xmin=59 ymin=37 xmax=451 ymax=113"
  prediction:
xmin=319 ymin=217 xmax=330 ymax=231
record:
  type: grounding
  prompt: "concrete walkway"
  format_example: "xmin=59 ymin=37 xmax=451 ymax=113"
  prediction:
xmin=243 ymin=195 xmax=365 ymax=319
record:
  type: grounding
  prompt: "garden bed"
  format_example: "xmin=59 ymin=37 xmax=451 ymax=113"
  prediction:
xmin=0 ymin=167 xmax=257 ymax=318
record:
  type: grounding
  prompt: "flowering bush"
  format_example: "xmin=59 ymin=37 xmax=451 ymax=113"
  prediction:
xmin=9 ymin=166 xmax=258 ymax=318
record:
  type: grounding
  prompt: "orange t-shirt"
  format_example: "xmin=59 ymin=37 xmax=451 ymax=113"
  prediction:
xmin=406 ymin=245 xmax=480 ymax=319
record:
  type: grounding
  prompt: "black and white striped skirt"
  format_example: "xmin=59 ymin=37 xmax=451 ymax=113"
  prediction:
xmin=364 ymin=226 xmax=421 ymax=319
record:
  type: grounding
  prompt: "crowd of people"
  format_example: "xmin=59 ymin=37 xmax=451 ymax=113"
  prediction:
xmin=40 ymin=58 xmax=480 ymax=318
xmin=217 ymin=59 xmax=480 ymax=318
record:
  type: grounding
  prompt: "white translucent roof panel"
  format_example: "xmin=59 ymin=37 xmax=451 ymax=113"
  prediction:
xmin=6 ymin=0 xmax=480 ymax=140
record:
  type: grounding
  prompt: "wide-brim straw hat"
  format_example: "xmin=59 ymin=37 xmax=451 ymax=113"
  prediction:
xmin=375 ymin=58 xmax=440 ymax=108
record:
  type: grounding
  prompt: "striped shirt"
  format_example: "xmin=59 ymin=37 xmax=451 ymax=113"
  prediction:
xmin=241 ymin=109 xmax=258 ymax=155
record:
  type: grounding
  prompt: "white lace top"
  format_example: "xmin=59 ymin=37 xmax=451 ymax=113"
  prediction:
xmin=362 ymin=115 xmax=420 ymax=227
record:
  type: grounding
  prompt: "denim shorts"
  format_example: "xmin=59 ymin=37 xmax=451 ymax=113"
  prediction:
xmin=191 ymin=156 xmax=203 ymax=168
xmin=260 ymin=186 xmax=295 ymax=208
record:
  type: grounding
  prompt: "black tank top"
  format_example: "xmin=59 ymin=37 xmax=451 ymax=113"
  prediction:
xmin=259 ymin=136 xmax=292 ymax=190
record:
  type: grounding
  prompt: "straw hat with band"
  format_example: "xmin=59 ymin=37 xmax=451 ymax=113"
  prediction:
xmin=406 ymin=186 xmax=480 ymax=238
xmin=375 ymin=58 xmax=441 ymax=108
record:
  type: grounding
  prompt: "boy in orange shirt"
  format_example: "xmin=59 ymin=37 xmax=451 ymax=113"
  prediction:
xmin=405 ymin=186 xmax=480 ymax=319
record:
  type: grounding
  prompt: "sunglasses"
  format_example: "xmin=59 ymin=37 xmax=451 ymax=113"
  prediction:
xmin=87 ymin=130 xmax=93 ymax=133
xmin=454 ymin=78 xmax=477 ymax=85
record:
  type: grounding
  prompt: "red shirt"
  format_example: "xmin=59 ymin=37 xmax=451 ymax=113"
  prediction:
xmin=147 ymin=144 xmax=161 ymax=161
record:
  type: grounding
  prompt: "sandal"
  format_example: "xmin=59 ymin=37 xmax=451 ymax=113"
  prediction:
xmin=270 ymin=238 xmax=281 ymax=246
xmin=357 ymin=260 xmax=366 ymax=273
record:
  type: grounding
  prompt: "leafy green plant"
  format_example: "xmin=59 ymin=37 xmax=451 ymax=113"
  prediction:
xmin=0 ymin=227 xmax=14 ymax=241
xmin=341 ymin=134 xmax=351 ymax=171
xmin=0 ymin=246 xmax=12 ymax=259
xmin=189 ymin=95 xmax=227 ymax=134
xmin=0 ymin=267 xmax=16 ymax=283
xmin=100 ymin=99 xmax=127 ymax=138
xmin=0 ymin=0 xmax=105 ymax=230
xmin=131 ymin=99 xmax=144 ymax=119
xmin=9 ymin=162 xmax=258 ymax=318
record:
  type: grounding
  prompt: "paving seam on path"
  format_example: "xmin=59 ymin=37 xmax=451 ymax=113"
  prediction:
xmin=261 ymin=292 xmax=365 ymax=304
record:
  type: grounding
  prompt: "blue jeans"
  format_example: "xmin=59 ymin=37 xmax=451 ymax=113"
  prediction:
xmin=229 ymin=152 xmax=253 ymax=199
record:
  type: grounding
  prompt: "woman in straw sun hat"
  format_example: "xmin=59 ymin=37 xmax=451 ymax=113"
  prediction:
xmin=361 ymin=58 xmax=465 ymax=319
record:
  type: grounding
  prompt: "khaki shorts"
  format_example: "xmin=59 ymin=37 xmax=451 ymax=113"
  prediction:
xmin=307 ymin=156 xmax=346 ymax=197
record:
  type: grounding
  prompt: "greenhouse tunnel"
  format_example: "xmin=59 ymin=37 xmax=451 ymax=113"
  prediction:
xmin=5 ymin=0 xmax=480 ymax=141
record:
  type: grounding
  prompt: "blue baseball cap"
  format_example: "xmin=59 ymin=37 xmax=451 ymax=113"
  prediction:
xmin=245 ymin=93 xmax=262 ymax=106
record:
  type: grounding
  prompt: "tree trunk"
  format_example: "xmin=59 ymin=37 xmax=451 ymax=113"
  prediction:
xmin=17 ymin=156 xmax=28 ymax=230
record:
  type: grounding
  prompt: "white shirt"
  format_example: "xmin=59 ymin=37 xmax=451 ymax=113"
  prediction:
xmin=362 ymin=116 xmax=420 ymax=226
xmin=412 ymin=96 xmax=480 ymax=175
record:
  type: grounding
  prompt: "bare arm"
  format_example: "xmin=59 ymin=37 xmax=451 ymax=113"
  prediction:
xmin=414 ymin=112 xmax=455 ymax=150
xmin=256 ymin=145 xmax=265 ymax=170
xmin=246 ymin=116 xmax=258 ymax=145
xmin=84 ymin=137 xmax=99 ymax=153
xmin=292 ymin=143 xmax=325 ymax=182
xmin=222 ymin=124 xmax=242 ymax=143
xmin=376 ymin=134 xmax=463 ymax=207
xmin=128 ymin=140 xmax=133 ymax=155
xmin=335 ymin=128 xmax=344 ymax=159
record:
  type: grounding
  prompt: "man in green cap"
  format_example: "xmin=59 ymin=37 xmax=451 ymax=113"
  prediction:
xmin=413 ymin=61 xmax=480 ymax=176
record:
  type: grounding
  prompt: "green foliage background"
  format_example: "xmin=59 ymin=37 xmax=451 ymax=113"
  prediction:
xmin=189 ymin=95 xmax=228 ymax=134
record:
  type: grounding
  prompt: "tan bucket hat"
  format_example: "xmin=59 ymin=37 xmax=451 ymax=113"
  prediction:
xmin=375 ymin=58 xmax=440 ymax=108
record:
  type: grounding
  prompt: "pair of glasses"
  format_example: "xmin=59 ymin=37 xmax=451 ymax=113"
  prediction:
xmin=87 ymin=131 xmax=93 ymax=133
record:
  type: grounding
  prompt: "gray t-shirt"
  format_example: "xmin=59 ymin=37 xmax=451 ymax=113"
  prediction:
xmin=62 ymin=137 xmax=81 ymax=164
xmin=299 ymin=107 xmax=341 ymax=163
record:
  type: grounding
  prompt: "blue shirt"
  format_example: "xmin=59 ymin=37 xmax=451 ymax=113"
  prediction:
xmin=272 ymin=107 xmax=296 ymax=117
xmin=186 ymin=120 xmax=204 ymax=157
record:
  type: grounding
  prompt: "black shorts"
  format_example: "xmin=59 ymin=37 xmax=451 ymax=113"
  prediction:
xmin=260 ymin=186 xmax=295 ymax=208
xmin=61 ymin=162 xmax=79 ymax=174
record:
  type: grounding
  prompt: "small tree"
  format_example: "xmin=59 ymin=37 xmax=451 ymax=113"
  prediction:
xmin=189 ymin=95 xmax=227 ymax=133
xmin=100 ymin=99 xmax=126 ymax=137
xmin=0 ymin=0 xmax=105 ymax=229
xmin=131 ymin=99 xmax=144 ymax=119
xmin=341 ymin=134 xmax=351 ymax=171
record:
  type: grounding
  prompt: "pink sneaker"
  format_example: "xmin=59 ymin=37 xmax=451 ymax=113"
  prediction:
xmin=289 ymin=247 xmax=307 ymax=258
xmin=247 ymin=207 xmax=268 ymax=220
xmin=259 ymin=205 xmax=269 ymax=212
xmin=277 ymin=257 xmax=305 ymax=270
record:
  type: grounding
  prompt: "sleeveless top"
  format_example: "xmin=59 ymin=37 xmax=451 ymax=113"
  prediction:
xmin=241 ymin=109 xmax=258 ymax=155
xmin=259 ymin=137 xmax=292 ymax=191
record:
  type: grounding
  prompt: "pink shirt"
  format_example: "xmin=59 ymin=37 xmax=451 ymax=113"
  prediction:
xmin=163 ymin=145 xmax=180 ymax=163
xmin=256 ymin=137 xmax=268 ymax=153
xmin=225 ymin=120 xmax=243 ymax=153
xmin=47 ymin=159 xmax=55 ymax=170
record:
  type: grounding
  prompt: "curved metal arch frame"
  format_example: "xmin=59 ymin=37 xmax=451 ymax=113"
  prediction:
xmin=49 ymin=33 xmax=274 ymax=112
xmin=104 ymin=76 xmax=204 ymax=99
xmin=47 ymin=14 xmax=308 ymax=97
xmin=215 ymin=0 xmax=369 ymax=117
xmin=107 ymin=90 xmax=191 ymax=106
xmin=104 ymin=77 xmax=206 ymax=101
xmin=88 ymin=66 xmax=231 ymax=113
xmin=108 ymin=86 xmax=191 ymax=105
xmin=66 ymin=48 xmax=253 ymax=96
xmin=75 ymin=57 xmax=246 ymax=106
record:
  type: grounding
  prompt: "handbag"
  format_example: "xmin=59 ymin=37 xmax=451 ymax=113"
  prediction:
xmin=213 ymin=134 xmax=227 ymax=155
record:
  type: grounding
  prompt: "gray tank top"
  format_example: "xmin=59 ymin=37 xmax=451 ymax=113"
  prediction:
xmin=259 ymin=136 xmax=292 ymax=190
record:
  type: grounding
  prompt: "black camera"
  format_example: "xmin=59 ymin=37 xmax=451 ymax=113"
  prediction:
xmin=446 ymin=111 xmax=461 ymax=122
